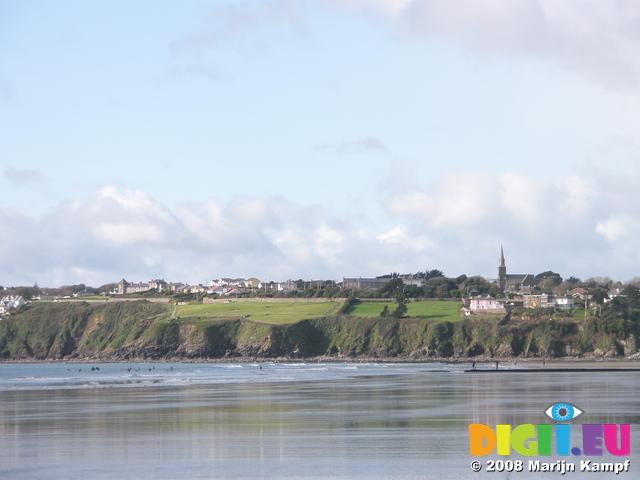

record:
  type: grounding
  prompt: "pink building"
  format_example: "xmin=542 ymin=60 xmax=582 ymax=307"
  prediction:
xmin=468 ymin=295 xmax=506 ymax=312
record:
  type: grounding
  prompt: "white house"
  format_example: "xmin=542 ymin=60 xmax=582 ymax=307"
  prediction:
xmin=0 ymin=295 xmax=25 ymax=314
xmin=553 ymin=296 xmax=575 ymax=309
xmin=277 ymin=280 xmax=298 ymax=292
xmin=258 ymin=281 xmax=278 ymax=291
xmin=399 ymin=275 xmax=424 ymax=286
xmin=209 ymin=278 xmax=248 ymax=288
xmin=188 ymin=285 xmax=205 ymax=294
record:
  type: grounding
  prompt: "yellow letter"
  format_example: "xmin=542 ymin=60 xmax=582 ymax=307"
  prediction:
xmin=496 ymin=424 xmax=511 ymax=455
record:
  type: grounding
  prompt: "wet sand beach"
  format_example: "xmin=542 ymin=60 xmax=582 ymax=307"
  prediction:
xmin=0 ymin=362 xmax=637 ymax=479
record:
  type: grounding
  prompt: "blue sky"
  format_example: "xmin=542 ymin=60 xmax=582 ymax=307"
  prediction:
xmin=2 ymin=0 xmax=640 ymax=287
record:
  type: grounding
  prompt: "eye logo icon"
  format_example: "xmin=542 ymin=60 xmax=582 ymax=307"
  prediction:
xmin=545 ymin=403 xmax=583 ymax=422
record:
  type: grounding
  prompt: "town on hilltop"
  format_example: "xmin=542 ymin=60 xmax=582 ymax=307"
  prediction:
xmin=0 ymin=247 xmax=636 ymax=317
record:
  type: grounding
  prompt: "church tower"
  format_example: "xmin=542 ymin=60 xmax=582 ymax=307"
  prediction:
xmin=498 ymin=246 xmax=507 ymax=291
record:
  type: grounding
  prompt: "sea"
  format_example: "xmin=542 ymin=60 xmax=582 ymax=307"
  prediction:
xmin=0 ymin=362 xmax=637 ymax=479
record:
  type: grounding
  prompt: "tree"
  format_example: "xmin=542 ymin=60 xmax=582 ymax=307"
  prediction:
xmin=378 ymin=278 xmax=404 ymax=297
xmin=338 ymin=294 xmax=357 ymax=314
xmin=611 ymin=284 xmax=640 ymax=319
xmin=538 ymin=277 xmax=562 ymax=293
xmin=424 ymin=277 xmax=457 ymax=298
xmin=380 ymin=305 xmax=390 ymax=317
xmin=585 ymin=277 xmax=613 ymax=289
xmin=455 ymin=274 xmax=468 ymax=284
xmin=415 ymin=269 xmax=444 ymax=280
xmin=535 ymin=271 xmax=562 ymax=286
xmin=392 ymin=294 xmax=408 ymax=318
xmin=461 ymin=276 xmax=491 ymax=295
xmin=566 ymin=276 xmax=581 ymax=284
xmin=425 ymin=269 xmax=444 ymax=280
xmin=403 ymin=284 xmax=422 ymax=298
xmin=553 ymin=281 xmax=576 ymax=295
xmin=591 ymin=287 xmax=609 ymax=317
xmin=13 ymin=286 xmax=36 ymax=300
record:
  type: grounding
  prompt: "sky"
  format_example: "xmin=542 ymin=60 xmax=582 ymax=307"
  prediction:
xmin=2 ymin=0 xmax=640 ymax=288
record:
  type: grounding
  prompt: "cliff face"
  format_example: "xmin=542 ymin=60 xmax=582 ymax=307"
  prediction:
xmin=0 ymin=301 xmax=636 ymax=361
xmin=0 ymin=301 xmax=169 ymax=360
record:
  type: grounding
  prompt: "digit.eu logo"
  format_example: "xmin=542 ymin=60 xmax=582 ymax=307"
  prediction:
xmin=469 ymin=402 xmax=630 ymax=457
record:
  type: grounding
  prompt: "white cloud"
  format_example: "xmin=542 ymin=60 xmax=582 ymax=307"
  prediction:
xmin=554 ymin=174 xmax=596 ymax=214
xmin=314 ymin=225 xmax=346 ymax=257
xmin=388 ymin=170 xmax=498 ymax=229
xmin=0 ymin=187 xmax=373 ymax=286
xmin=377 ymin=224 xmax=407 ymax=244
xmin=498 ymin=172 xmax=548 ymax=230
xmin=92 ymin=223 xmax=166 ymax=247
xmin=97 ymin=185 xmax=168 ymax=214
xmin=377 ymin=225 xmax=434 ymax=252
xmin=330 ymin=0 xmax=640 ymax=91
xmin=77 ymin=187 xmax=180 ymax=247
xmin=2 ymin=171 xmax=640 ymax=287
xmin=385 ymin=168 xmax=640 ymax=279
xmin=173 ymin=1 xmax=640 ymax=92
xmin=596 ymin=215 xmax=634 ymax=242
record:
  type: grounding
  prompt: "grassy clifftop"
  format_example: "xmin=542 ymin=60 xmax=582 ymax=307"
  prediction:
xmin=0 ymin=301 xmax=637 ymax=361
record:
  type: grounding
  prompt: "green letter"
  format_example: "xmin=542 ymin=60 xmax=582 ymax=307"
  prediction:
xmin=511 ymin=424 xmax=537 ymax=456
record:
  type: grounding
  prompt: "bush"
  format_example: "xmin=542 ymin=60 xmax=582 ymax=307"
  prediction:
xmin=337 ymin=295 xmax=358 ymax=315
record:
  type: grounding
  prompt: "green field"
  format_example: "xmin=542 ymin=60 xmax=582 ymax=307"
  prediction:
xmin=349 ymin=300 xmax=462 ymax=322
xmin=175 ymin=301 xmax=340 ymax=324
xmin=175 ymin=300 xmax=463 ymax=324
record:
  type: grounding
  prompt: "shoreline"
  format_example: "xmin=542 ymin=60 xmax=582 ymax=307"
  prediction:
xmin=2 ymin=356 xmax=640 ymax=368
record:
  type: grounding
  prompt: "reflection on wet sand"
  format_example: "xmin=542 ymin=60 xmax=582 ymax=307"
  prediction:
xmin=0 ymin=364 xmax=638 ymax=479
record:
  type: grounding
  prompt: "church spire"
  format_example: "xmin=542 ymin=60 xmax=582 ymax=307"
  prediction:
xmin=498 ymin=245 xmax=507 ymax=291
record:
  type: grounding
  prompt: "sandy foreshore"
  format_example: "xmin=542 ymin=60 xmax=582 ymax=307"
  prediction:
xmin=2 ymin=355 xmax=640 ymax=368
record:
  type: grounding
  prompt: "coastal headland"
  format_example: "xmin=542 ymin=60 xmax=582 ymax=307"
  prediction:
xmin=1 ymin=299 xmax=639 ymax=364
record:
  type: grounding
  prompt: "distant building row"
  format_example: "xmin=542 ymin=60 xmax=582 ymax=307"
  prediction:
xmin=115 ymin=278 xmax=302 ymax=296
xmin=114 ymin=274 xmax=430 ymax=296
xmin=342 ymin=275 xmax=423 ymax=290
xmin=113 ymin=246 xmax=569 ymax=299
xmin=463 ymin=293 xmax=577 ymax=315
xmin=116 ymin=279 xmax=185 ymax=295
